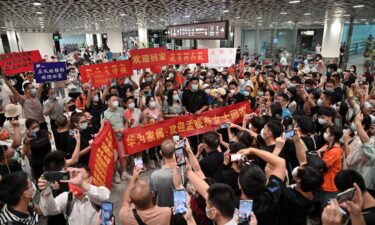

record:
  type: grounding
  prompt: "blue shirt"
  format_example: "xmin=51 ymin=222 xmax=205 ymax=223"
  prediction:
xmin=106 ymin=51 xmax=113 ymax=60
xmin=282 ymin=108 xmax=292 ymax=119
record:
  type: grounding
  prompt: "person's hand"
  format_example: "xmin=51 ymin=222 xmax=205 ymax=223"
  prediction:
xmin=51 ymin=181 xmax=60 ymax=190
xmin=132 ymin=167 xmax=141 ymax=181
xmin=343 ymin=130 xmax=352 ymax=144
xmin=223 ymin=150 xmax=230 ymax=166
xmin=194 ymin=110 xmax=201 ymax=116
xmin=184 ymin=138 xmax=193 ymax=153
xmin=354 ymin=113 xmax=363 ymax=124
xmin=291 ymin=128 xmax=301 ymax=143
xmin=139 ymin=90 xmax=144 ymax=97
xmin=250 ymin=212 xmax=258 ymax=225
xmin=321 ymin=199 xmax=342 ymax=225
xmin=228 ymin=122 xmax=238 ymax=129
xmin=10 ymin=118 xmax=20 ymax=128
xmin=275 ymin=133 xmax=286 ymax=149
xmin=73 ymin=129 xmax=81 ymax=141
xmin=340 ymin=183 xmax=363 ymax=217
xmin=38 ymin=177 xmax=48 ymax=191
xmin=217 ymin=133 xmax=223 ymax=143
xmin=197 ymin=143 xmax=205 ymax=155
xmin=61 ymin=167 xmax=85 ymax=187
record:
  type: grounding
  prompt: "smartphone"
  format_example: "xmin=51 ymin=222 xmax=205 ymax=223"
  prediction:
xmin=284 ymin=129 xmax=295 ymax=140
xmin=69 ymin=129 xmax=76 ymax=136
xmin=173 ymin=134 xmax=180 ymax=143
xmin=337 ymin=188 xmax=355 ymax=203
xmin=173 ymin=189 xmax=187 ymax=214
xmin=134 ymin=157 xmax=144 ymax=170
xmin=44 ymin=171 xmax=70 ymax=181
xmin=230 ymin=154 xmax=243 ymax=162
xmin=239 ymin=200 xmax=253 ymax=223
xmin=220 ymin=123 xmax=230 ymax=129
xmin=175 ymin=147 xmax=186 ymax=166
xmin=101 ymin=202 xmax=113 ymax=225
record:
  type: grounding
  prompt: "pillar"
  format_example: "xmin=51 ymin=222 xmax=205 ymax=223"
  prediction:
xmin=290 ymin=21 xmax=298 ymax=65
xmin=0 ymin=37 xmax=5 ymax=54
xmin=321 ymin=18 xmax=344 ymax=60
xmin=17 ymin=32 xmax=55 ymax=57
xmin=85 ymin=33 xmax=94 ymax=47
xmin=197 ymin=40 xmax=220 ymax=49
xmin=342 ymin=16 xmax=354 ymax=69
xmin=255 ymin=24 xmax=260 ymax=55
xmin=234 ymin=27 xmax=242 ymax=50
xmin=7 ymin=31 xmax=19 ymax=52
xmin=138 ymin=26 xmax=148 ymax=48
xmin=106 ymin=30 xmax=123 ymax=53
xmin=182 ymin=39 xmax=192 ymax=49
xmin=96 ymin=33 xmax=103 ymax=48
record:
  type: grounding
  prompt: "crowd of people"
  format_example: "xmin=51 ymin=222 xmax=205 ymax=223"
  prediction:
xmin=0 ymin=46 xmax=374 ymax=225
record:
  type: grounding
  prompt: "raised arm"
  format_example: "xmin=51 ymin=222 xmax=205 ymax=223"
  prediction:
xmin=354 ymin=113 xmax=369 ymax=144
xmin=10 ymin=119 xmax=21 ymax=148
xmin=186 ymin=169 xmax=209 ymax=200
xmin=2 ymin=70 xmax=22 ymax=102
xmin=65 ymin=131 xmax=81 ymax=166
xmin=85 ymin=81 xmax=92 ymax=108
xmin=292 ymin=129 xmax=308 ymax=165
xmin=184 ymin=138 xmax=205 ymax=179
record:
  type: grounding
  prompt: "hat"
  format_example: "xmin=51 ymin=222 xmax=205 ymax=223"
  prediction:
xmin=4 ymin=104 xmax=22 ymax=118
xmin=202 ymin=84 xmax=210 ymax=89
xmin=245 ymin=80 xmax=254 ymax=89
xmin=216 ymin=88 xmax=226 ymax=96
xmin=63 ymin=97 xmax=74 ymax=104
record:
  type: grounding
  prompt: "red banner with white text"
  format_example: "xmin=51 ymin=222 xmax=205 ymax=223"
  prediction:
xmin=130 ymin=47 xmax=168 ymax=69
xmin=0 ymin=50 xmax=42 ymax=75
xmin=123 ymin=102 xmax=250 ymax=155
xmin=79 ymin=60 xmax=133 ymax=87
xmin=88 ymin=122 xmax=122 ymax=189
xmin=168 ymin=49 xmax=208 ymax=65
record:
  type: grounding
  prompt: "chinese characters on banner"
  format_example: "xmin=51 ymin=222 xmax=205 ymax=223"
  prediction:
xmin=206 ymin=48 xmax=236 ymax=68
xmin=0 ymin=50 xmax=42 ymax=75
xmin=123 ymin=102 xmax=250 ymax=155
xmin=130 ymin=47 xmax=168 ymax=69
xmin=168 ymin=49 xmax=208 ymax=65
xmin=88 ymin=122 xmax=122 ymax=189
xmin=34 ymin=62 xmax=67 ymax=83
xmin=79 ymin=60 xmax=132 ymax=87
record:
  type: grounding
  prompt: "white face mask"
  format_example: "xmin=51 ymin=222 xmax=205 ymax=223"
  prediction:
xmin=149 ymin=101 xmax=157 ymax=109
xmin=204 ymin=89 xmax=211 ymax=94
xmin=323 ymin=132 xmax=330 ymax=142
xmin=260 ymin=128 xmax=266 ymax=140
xmin=92 ymin=95 xmax=99 ymax=102
xmin=173 ymin=95 xmax=180 ymax=101
xmin=318 ymin=118 xmax=327 ymax=125
xmin=128 ymin=102 xmax=135 ymax=109
xmin=112 ymin=101 xmax=119 ymax=108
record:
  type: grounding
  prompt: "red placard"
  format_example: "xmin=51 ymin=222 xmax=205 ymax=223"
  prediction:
xmin=0 ymin=50 xmax=42 ymax=75
xmin=123 ymin=102 xmax=250 ymax=155
xmin=88 ymin=122 xmax=122 ymax=189
xmin=78 ymin=60 xmax=132 ymax=87
xmin=167 ymin=49 xmax=208 ymax=65
xmin=130 ymin=47 xmax=168 ymax=69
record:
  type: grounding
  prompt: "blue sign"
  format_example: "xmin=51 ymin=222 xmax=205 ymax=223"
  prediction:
xmin=34 ymin=62 xmax=67 ymax=83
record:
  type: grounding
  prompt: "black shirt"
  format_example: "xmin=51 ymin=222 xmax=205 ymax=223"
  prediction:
xmin=348 ymin=206 xmax=375 ymax=225
xmin=228 ymin=92 xmax=244 ymax=105
xmin=214 ymin=164 xmax=240 ymax=196
xmin=67 ymin=129 xmax=93 ymax=165
xmin=54 ymin=130 xmax=70 ymax=155
xmin=182 ymin=90 xmax=209 ymax=113
xmin=0 ymin=162 xmax=22 ymax=177
xmin=199 ymin=150 xmax=223 ymax=178
xmin=256 ymin=135 xmax=276 ymax=170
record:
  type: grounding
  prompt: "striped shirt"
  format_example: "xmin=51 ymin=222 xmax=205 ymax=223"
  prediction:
xmin=0 ymin=203 xmax=39 ymax=225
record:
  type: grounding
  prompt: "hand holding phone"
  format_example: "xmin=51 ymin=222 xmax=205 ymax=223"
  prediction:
xmin=337 ymin=188 xmax=355 ymax=203
xmin=284 ymin=129 xmax=295 ymax=140
xmin=173 ymin=134 xmax=180 ymax=143
xmin=175 ymin=148 xmax=186 ymax=167
xmin=44 ymin=171 xmax=70 ymax=182
xmin=101 ymin=202 xmax=113 ymax=225
xmin=134 ymin=157 xmax=144 ymax=171
xmin=239 ymin=200 xmax=253 ymax=224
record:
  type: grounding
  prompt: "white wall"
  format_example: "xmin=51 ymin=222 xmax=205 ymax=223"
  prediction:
xmin=197 ymin=40 xmax=220 ymax=49
xmin=322 ymin=19 xmax=344 ymax=58
xmin=106 ymin=30 xmax=123 ymax=53
xmin=0 ymin=38 xmax=4 ymax=54
xmin=86 ymin=33 xmax=94 ymax=46
xmin=234 ymin=27 xmax=242 ymax=49
xmin=18 ymin=32 xmax=55 ymax=57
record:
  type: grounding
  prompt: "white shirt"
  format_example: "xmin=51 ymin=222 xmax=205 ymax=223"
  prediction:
xmin=40 ymin=185 xmax=111 ymax=225
xmin=224 ymin=217 xmax=237 ymax=225
xmin=3 ymin=118 xmax=26 ymax=139
xmin=0 ymin=83 xmax=12 ymax=114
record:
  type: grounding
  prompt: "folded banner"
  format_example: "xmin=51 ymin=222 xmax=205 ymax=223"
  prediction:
xmin=88 ymin=122 xmax=122 ymax=189
xmin=168 ymin=49 xmax=208 ymax=65
xmin=123 ymin=102 xmax=250 ymax=155
xmin=130 ymin=47 xmax=168 ymax=69
xmin=206 ymin=48 xmax=236 ymax=67
xmin=79 ymin=60 xmax=132 ymax=87
xmin=34 ymin=62 xmax=67 ymax=83
xmin=0 ymin=50 xmax=42 ymax=75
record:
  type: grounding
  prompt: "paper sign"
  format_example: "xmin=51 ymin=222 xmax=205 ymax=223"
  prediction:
xmin=0 ymin=50 xmax=42 ymax=75
xmin=206 ymin=48 xmax=236 ymax=67
xmin=34 ymin=62 xmax=67 ymax=83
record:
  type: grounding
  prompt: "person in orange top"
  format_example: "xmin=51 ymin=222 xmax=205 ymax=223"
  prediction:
xmin=317 ymin=125 xmax=343 ymax=208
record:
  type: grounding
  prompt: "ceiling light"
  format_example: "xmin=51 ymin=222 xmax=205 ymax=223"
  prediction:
xmin=1 ymin=26 xmax=5 ymax=28
xmin=304 ymin=13 xmax=311 ymax=16
xmin=353 ymin=5 xmax=364 ymax=8
xmin=105 ymin=18 xmax=110 ymax=20
xmin=150 ymin=20 xmax=154 ymax=22
xmin=36 ymin=12 xmax=43 ymax=15
xmin=160 ymin=18 xmax=164 ymax=21
xmin=184 ymin=15 xmax=190 ymax=18
xmin=33 ymin=2 xmax=41 ymax=6
xmin=257 ymin=17 xmax=262 ymax=19
xmin=289 ymin=0 xmax=300 ymax=3
xmin=334 ymin=10 xmax=342 ymax=13
xmin=235 ymin=16 xmax=240 ymax=19
xmin=360 ymin=19 xmax=367 ymax=21
xmin=343 ymin=14 xmax=351 ymax=17
xmin=258 ymin=21 xmax=263 ymax=23
xmin=222 ymin=9 xmax=229 ymax=13
xmin=120 ymin=13 xmax=125 ymax=16
xmin=280 ymin=12 xmax=287 ymax=15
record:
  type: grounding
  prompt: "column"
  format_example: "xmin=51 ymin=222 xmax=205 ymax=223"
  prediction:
xmin=7 ymin=31 xmax=19 ymax=52
xmin=197 ymin=40 xmax=220 ymax=49
xmin=321 ymin=18 xmax=344 ymax=60
xmin=96 ymin=33 xmax=103 ymax=48
xmin=255 ymin=24 xmax=260 ymax=55
xmin=106 ymin=30 xmax=123 ymax=53
xmin=18 ymin=32 xmax=55 ymax=57
xmin=138 ymin=26 xmax=148 ymax=48
xmin=85 ymin=33 xmax=94 ymax=47
xmin=290 ymin=21 xmax=298 ymax=66
xmin=182 ymin=39 xmax=191 ymax=49
xmin=342 ymin=16 xmax=354 ymax=69
xmin=234 ymin=27 xmax=242 ymax=49
xmin=0 ymin=37 xmax=5 ymax=54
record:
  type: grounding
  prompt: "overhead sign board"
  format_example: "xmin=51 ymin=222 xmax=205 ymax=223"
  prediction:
xmin=167 ymin=20 xmax=229 ymax=40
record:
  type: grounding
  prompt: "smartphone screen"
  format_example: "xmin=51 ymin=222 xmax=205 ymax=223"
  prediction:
xmin=220 ymin=123 xmax=229 ymax=129
xmin=284 ymin=130 xmax=295 ymax=139
xmin=173 ymin=190 xmax=187 ymax=214
xmin=173 ymin=134 xmax=180 ymax=143
xmin=44 ymin=171 xmax=70 ymax=181
xmin=69 ymin=129 xmax=76 ymax=136
xmin=230 ymin=154 xmax=243 ymax=162
xmin=239 ymin=200 xmax=253 ymax=223
xmin=101 ymin=202 xmax=113 ymax=225
xmin=175 ymin=147 xmax=186 ymax=166
xmin=337 ymin=188 xmax=355 ymax=203
xmin=134 ymin=157 xmax=144 ymax=170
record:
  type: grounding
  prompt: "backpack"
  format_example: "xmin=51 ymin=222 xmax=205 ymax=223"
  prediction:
xmin=64 ymin=192 xmax=100 ymax=224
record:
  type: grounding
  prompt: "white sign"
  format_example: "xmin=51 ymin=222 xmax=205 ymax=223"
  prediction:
xmin=206 ymin=48 xmax=236 ymax=68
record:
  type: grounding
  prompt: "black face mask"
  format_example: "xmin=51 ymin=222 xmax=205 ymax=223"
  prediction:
xmin=68 ymin=105 xmax=76 ymax=111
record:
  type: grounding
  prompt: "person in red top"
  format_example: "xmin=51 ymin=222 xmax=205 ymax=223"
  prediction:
xmin=317 ymin=125 xmax=343 ymax=208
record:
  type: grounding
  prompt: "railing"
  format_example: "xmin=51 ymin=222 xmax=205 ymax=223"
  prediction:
xmin=348 ymin=41 xmax=366 ymax=55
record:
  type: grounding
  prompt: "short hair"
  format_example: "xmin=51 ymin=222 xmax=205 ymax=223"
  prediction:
xmin=295 ymin=115 xmax=315 ymax=134
xmin=326 ymin=79 xmax=335 ymax=85
xmin=25 ymin=118 xmax=39 ymax=130
xmin=327 ymin=125 xmax=343 ymax=142
xmin=44 ymin=151 xmax=66 ymax=172
xmin=228 ymin=81 xmax=238 ymax=87
xmin=160 ymin=138 xmax=175 ymax=159
xmin=250 ymin=116 xmax=266 ymax=132
xmin=318 ymin=106 xmax=336 ymax=121
xmin=70 ymin=112 xmax=85 ymax=129
xmin=202 ymin=132 xmax=220 ymax=150
xmin=105 ymin=93 xmax=118 ymax=102
xmin=278 ymin=92 xmax=289 ymax=102
xmin=297 ymin=166 xmax=324 ymax=192
xmin=304 ymin=79 xmax=317 ymax=86
xmin=190 ymin=77 xmax=199 ymax=83
xmin=23 ymin=82 xmax=32 ymax=91
xmin=266 ymin=120 xmax=283 ymax=139
xmin=236 ymin=131 xmax=252 ymax=147
xmin=270 ymin=102 xmax=282 ymax=119
xmin=207 ymin=183 xmax=236 ymax=218
xmin=239 ymin=164 xmax=267 ymax=197
xmin=73 ymin=164 xmax=91 ymax=177
xmin=55 ymin=114 xmax=68 ymax=128
xmin=0 ymin=171 xmax=29 ymax=206
xmin=130 ymin=180 xmax=153 ymax=209
xmin=334 ymin=169 xmax=366 ymax=193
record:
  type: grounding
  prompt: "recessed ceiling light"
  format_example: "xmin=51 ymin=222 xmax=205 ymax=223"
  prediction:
xmin=343 ymin=14 xmax=351 ymax=17
xmin=120 ymin=13 xmax=125 ymax=16
xmin=353 ymin=5 xmax=364 ymax=8
xmin=235 ymin=16 xmax=240 ymax=19
xmin=33 ymin=2 xmax=41 ymax=6
xmin=36 ymin=12 xmax=43 ymax=15
xmin=1 ymin=26 xmax=5 ymax=28
xmin=360 ymin=18 xmax=367 ymax=21
xmin=334 ymin=10 xmax=342 ymax=13
xmin=160 ymin=18 xmax=164 ymax=21
xmin=258 ymin=21 xmax=263 ymax=23
xmin=257 ymin=17 xmax=262 ymax=19
xmin=304 ymin=13 xmax=311 ymax=16
xmin=222 ymin=9 xmax=229 ymax=13
xmin=150 ymin=20 xmax=154 ymax=22
xmin=105 ymin=18 xmax=110 ymax=20
xmin=280 ymin=12 xmax=287 ymax=15
xmin=289 ymin=0 xmax=300 ymax=3
xmin=184 ymin=15 xmax=190 ymax=18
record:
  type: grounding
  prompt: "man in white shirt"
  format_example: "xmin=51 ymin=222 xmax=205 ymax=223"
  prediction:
xmin=43 ymin=87 xmax=64 ymax=131
xmin=302 ymin=59 xmax=317 ymax=74
xmin=3 ymin=104 xmax=26 ymax=139
xmin=38 ymin=165 xmax=111 ymax=225
xmin=0 ymin=78 xmax=13 ymax=125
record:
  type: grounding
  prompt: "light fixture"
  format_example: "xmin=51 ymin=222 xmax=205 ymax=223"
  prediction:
xmin=257 ymin=16 xmax=262 ymax=19
xmin=222 ymin=9 xmax=229 ymax=13
xmin=184 ymin=15 xmax=190 ymax=18
xmin=33 ymin=2 xmax=41 ymax=6
xmin=235 ymin=16 xmax=240 ymax=19
xmin=353 ymin=5 xmax=364 ymax=8
xmin=120 ymin=13 xmax=125 ymax=16
xmin=343 ymin=14 xmax=351 ymax=17
xmin=160 ymin=18 xmax=164 ymax=21
xmin=36 ymin=11 xmax=43 ymax=15
xmin=289 ymin=0 xmax=300 ymax=3
xmin=360 ymin=18 xmax=367 ymax=21
xmin=150 ymin=20 xmax=154 ymax=22
xmin=280 ymin=12 xmax=287 ymax=15
xmin=105 ymin=18 xmax=110 ymax=20
xmin=334 ymin=10 xmax=342 ymax=13
xmin=304 ymin=13 xmax=311 ymax=16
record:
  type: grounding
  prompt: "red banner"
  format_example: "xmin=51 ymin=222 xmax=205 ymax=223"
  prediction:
xmin=130 ymin=47 xmax=168 ymax=69
xmin=167 ymin=49 xmax=208 ymax=65
xmin=123 ymin=102 xmax=250 ymax=155
xmin=0 ymin=50 xmax=42 ymax=75
xmin=79 ymin=60 xmax=133 ymax=87
xmin=88 ymin=122 xmax=121 ymax=189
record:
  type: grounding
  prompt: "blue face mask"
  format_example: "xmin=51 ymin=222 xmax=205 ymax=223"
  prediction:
xmin=243 ymin=91 xmax=250 ymax=97
xmin=12 ymin=150 xmax=20 ymax=161
xmin=30 ymin=88 xmax=37 ymax=96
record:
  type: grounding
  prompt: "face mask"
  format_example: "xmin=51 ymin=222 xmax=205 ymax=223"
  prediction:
xmin=12 ymin=150 xmax=20 ymax=161
xmin=79 ymin=122 xmax=88 ymax=130
xmin=146 ymin=77 xmax=153 ymax=83
xmin=128 ymin=102 xmax=135 ymax=109
xmin=260 ymin=128 xmax=266 ymax=140
xmin=327 ymin=69 xmax=332 ymax=73
xmin=205 ymin=207 xmax=215 ymax=220
xmin=350 ymin=123 xmax=357 ymax=131
xmin=191 ymin=84 xmax=198 ymax=91
xmin=309 ymin=64 xmax=314 ymax=68
xmin=144 ymin=90 xmax=151 ymax=96
xmin=30 ymin=88 xmax=37 ymax=96
xmin=112 ymin=101 xmax=119 ymax=108
xmin=325 ymin=88 xmax=334 ymax=93
xmin=31 ymin=128 xmax=40 ymax=133
xmin=305 ymin=87 xmax=312 ymax=92
xmin=173 ymin=95 xmax=180 ymax=101
xmin=92 ymin=95 xmax=99 ymax=102
xmin=187 ymin=73 xmax=193 ymax=79
xmin=69 ymin=183 xmax=84 ymax=197
xmin=255 ymin=71 xmax=259 ymax=75
xmin=307 ymin=57 xmax=312 ymax=60
xmin=244 ymin=77 xmax=249 ymax=82
xmin=243 ymin=91 xmax=250 ymax=96
xmin=169 ymin=73 xmax=174 ymax=79
xmin=149 ymin=101 xmax=157 ymax=109
xmin=258 ymin=91 xmax=264 ymax=96
xmin=204 ymin=89 xmax=211 ymax=94
xmin=68 ymin=105 xmax=76 ymax=111
xmin=318 ymin=118 xmax=327 ymax=125
xmin=323 ymin=132 xmax=330 ymax=142
xmin=350 ymin=68 xmax=355 ymax=72
xmin=317 ymin=99 xmax=322 ymax=107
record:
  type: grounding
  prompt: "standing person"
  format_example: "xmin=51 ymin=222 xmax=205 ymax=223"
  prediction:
xmin=103 ymin=94 xmax=132 ymax=182
xmin=106 ymin=48 xmax=113 ymax=61
xmin=195 ymin=132 xmax=223 ymax=178
xmin=67 ymin=68 xmax=81 ymax=100
xmin=124 ymin=97 xmax=142 ymax=128
xmin=236 ymin=46 xmax=241 ymax=63
xmin=316 ymin=43 xmax=322 ymax=55
xmin=3 ymin=104 xmax=27 ymax=139
xmin=0 ymin=74 xmax=13 ymax=126
xmin=3 ymin=73 xmax=48 ymax=130
xmin=69 ymin=113 xmax=92 ymax=165
xmin=182 ymin=77 xmax=208 ymax=115
xmin=83 ymin=48 xmax=91 ymax=62
xmin=163 ymin=89 xmax=184 ymax=119
xmin=43 ymin=87 xmax=64 ymax=131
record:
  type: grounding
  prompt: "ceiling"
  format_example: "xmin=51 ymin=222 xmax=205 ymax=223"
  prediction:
xmin=0 ymin=0 xmax=374 ymax=33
